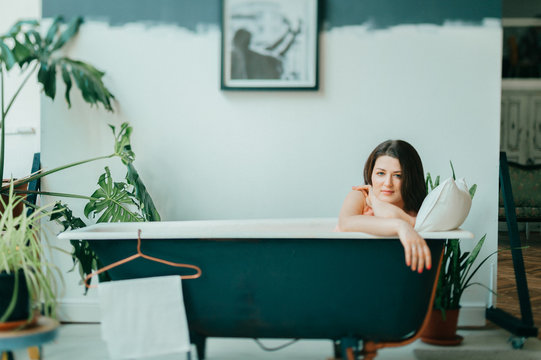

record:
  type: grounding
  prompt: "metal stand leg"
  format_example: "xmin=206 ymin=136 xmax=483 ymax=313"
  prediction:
xmin=486 ymin=152 xmax=538 ymax=341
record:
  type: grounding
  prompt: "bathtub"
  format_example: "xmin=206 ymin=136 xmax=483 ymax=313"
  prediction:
xmin=58 ymin=218 xmax=473 ymax=360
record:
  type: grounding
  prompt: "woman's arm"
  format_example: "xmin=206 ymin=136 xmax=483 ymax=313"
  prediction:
xmin=368 ymin=187 xmax=416 ymax=227
xmin=338 ymin=190 xmax=431 ymax=272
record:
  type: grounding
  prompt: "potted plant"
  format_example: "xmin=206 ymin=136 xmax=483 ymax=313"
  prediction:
xmin=420 ymin=168 xmax=497 ymax=345
xmin=0 ymin=182 xmax=60 ymax=329
xmin=0 ymin=17 xmax=161 ymax=288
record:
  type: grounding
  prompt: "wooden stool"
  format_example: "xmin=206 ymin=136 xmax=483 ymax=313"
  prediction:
xmin=0 ymin=317 xmax=59 ymax=360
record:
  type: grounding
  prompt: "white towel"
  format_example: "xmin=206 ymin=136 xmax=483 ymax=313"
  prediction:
xmin=98 ymin=275 xmax=190 ymax=359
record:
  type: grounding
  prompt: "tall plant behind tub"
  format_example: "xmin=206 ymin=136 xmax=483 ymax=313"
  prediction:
xmin=0 ymin=182 xmax=61 ymax=325
xmin=46 ymin=123 xmax=162 ymax=289
xmin=420 ymin=164 xmax=497 ymax=345
xmin=0 ymin=17 xmax=161 ymax=289
xmin=0 ymin=16 xmax=114 ymax=183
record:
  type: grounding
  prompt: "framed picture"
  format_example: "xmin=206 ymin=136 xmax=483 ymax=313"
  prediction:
xmin=221 ymin=0 xmax=319 ymax=90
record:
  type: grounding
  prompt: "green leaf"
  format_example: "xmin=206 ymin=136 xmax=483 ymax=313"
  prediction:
xmin=45 ymin=16 xmax=64 ymax=47
xmin=7 ymin=19 xmax=39 ymax=37
xmin=426 ymin=172 xmax=433 ymax=193
xmin=51 ymin=17 xmax=83 ymax=52
xmin=49 ymin=202 xmax=86 ymax=231
xmin=112 ymin=123 xmax=135 ymax=164
xmin=61 ymin=63 xmax=73 ymax=107
xmin=450 ymin=161 xmax=456 ymax=180
xmin=469 ymin=184 xmax=477 ymax=200
xmin=0 ymin=40 xmax=16 ymax=70
xmin=12 ymin=40 xmax=34 ymax=67
xmin=58 ymin=58 xmax=114 ymax=111
xmin=24 ymin=29 xmax=42 ymax=46
xmin=84 ymin=167 xmax=144 ymax=223
xmin=126 ymin=162 xmax=161 ymax=221
xmin=465 ymin=234 xmax=486 ymax=267
xmin=37 ymin=60 xmax=57 ymax=100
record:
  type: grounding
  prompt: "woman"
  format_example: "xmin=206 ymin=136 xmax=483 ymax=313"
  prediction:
xmin=337 ymin=140 xmax=431 ymax=273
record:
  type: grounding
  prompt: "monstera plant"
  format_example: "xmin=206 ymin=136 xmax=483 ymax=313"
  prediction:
xmin=0 ymin=16 xmax=113 ymax=182
xmin=0 ymin=17 xmax=160 ymax=288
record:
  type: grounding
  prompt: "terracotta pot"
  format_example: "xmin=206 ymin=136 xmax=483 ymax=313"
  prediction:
xmin=420 ymin=308 xmax=463 ymax=345
xmin=0 ymin=180 xmax=28 ymax=217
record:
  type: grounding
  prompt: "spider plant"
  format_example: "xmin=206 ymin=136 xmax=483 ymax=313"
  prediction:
xmin=427 ymin=163 xmax=497 ymax=320
xmin=0 ymin=181 xmax=61 ymax=321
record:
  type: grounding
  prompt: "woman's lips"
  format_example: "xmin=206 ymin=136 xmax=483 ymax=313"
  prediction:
xmin=381 ymin=190 xmax=394 ymax=195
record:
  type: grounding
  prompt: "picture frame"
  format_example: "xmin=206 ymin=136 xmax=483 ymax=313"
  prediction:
xmin=221 ymin=0 xmax=319 ymax=90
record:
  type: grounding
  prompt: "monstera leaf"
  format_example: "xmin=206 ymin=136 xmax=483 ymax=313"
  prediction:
xmin=84 ymin=167 xmax=144 ymax=223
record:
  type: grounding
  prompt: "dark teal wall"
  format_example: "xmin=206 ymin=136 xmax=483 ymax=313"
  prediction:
xmin=43 ymin=0 xmax=501 ymax=31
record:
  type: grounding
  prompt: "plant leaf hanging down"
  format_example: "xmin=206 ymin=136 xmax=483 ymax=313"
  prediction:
xmin=2 ymin=16 xmax=114 ymax=111
xmin=84 ymin=167 xmax=144 ymax=223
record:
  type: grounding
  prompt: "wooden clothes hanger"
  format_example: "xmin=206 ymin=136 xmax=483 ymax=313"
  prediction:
xmin=84 ymin=229 xmax=202 ymax=288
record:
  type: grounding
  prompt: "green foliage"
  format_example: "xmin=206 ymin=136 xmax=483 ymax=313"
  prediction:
xmin=0 ymin=16 xmax=113 ymax=110
xmin=1 ymin=16 xmax=158 ymax=292
xmin=428 ymin=163 xmax=494 ymax=318
xmin=84 ymin=167 xmax=144 ymax=223
xmin=126 ymin=163 xmax=161 ymax=221
xmin=0 ymin=16 xmax=115 ymax=181
xmin=43 ymin=123 xmax=160 ymax=288
xmin=0 ymin=182 xmax=61 ymax=320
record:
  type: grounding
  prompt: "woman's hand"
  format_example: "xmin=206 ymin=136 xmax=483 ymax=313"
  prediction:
xmin=397 ymin=221 xmax=432 ymax=273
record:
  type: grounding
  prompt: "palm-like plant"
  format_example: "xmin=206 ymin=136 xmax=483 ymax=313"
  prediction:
xmin=0 ymin=18 xmax=161 ymax=288
xmin=0 ymin=16 xmax=114 ymax=182
xmin=426 ymin=164 xmax=496 ymax=319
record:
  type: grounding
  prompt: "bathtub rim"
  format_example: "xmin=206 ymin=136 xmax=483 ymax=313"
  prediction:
xmin=57 ymin=218 xmax=474 ymax=240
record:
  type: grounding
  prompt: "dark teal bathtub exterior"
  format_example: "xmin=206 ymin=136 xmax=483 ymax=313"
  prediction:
xmin=87 ymin=236 xmax=445 ymax=358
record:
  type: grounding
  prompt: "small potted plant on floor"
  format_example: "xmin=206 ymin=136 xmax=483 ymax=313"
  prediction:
xmin=0 ymin=182 xmax=60 ymax=329
xmin=420 ymin=169 xmax=496 ymax=345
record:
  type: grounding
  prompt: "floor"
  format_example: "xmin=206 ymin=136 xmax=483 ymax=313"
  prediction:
xmin=496 ymin=228 xmax=541 ymax=340
xmin=23 ymin=324 xmax=541 ymax=360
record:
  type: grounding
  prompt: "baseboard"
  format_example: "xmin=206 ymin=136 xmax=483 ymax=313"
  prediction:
xmin=57 ymin=299 xmax=101 ymax=323
xmin=458 ymin=304 xmax=487 ymax=327
xmin=58 ymin=300 xmax=488 ymax=327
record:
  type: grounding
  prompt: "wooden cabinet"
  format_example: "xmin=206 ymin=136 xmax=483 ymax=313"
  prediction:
xmin=501 ymin=81 xmax=541 ymax=164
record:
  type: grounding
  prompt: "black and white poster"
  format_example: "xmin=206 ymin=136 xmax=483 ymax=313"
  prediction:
xmin=221 ymin=0 xmax=319 ymax=90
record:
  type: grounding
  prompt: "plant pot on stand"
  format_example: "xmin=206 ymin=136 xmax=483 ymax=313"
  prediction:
xmin=0 ymin=270 xmax=31 ymax=330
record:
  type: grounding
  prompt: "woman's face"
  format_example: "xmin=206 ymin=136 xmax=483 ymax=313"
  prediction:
xmin=371 ymin=155 xmax=404 ymax=208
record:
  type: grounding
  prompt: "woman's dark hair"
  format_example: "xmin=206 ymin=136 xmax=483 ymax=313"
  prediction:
xmin=363 ymin=139 xmax=426 ymax=214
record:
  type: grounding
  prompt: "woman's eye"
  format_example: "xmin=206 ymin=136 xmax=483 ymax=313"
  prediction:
xmin=393 ymin=174 xmax=402 ymax=179
xmin=376 ymin=171 xmax=385 ymax=176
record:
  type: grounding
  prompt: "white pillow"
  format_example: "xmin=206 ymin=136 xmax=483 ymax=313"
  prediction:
xmin=414 ymin=177 xmax=472 ymax=232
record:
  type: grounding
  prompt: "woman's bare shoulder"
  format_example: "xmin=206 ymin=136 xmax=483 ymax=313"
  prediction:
xmin=340 ymin=189 xmax=368 ymax=216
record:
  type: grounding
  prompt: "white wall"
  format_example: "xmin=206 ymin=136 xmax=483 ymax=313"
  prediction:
xmin=41 ymin=20 xmax=502 ymax=325
xmin=0 ymin=0 xmax=41 ymax=178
